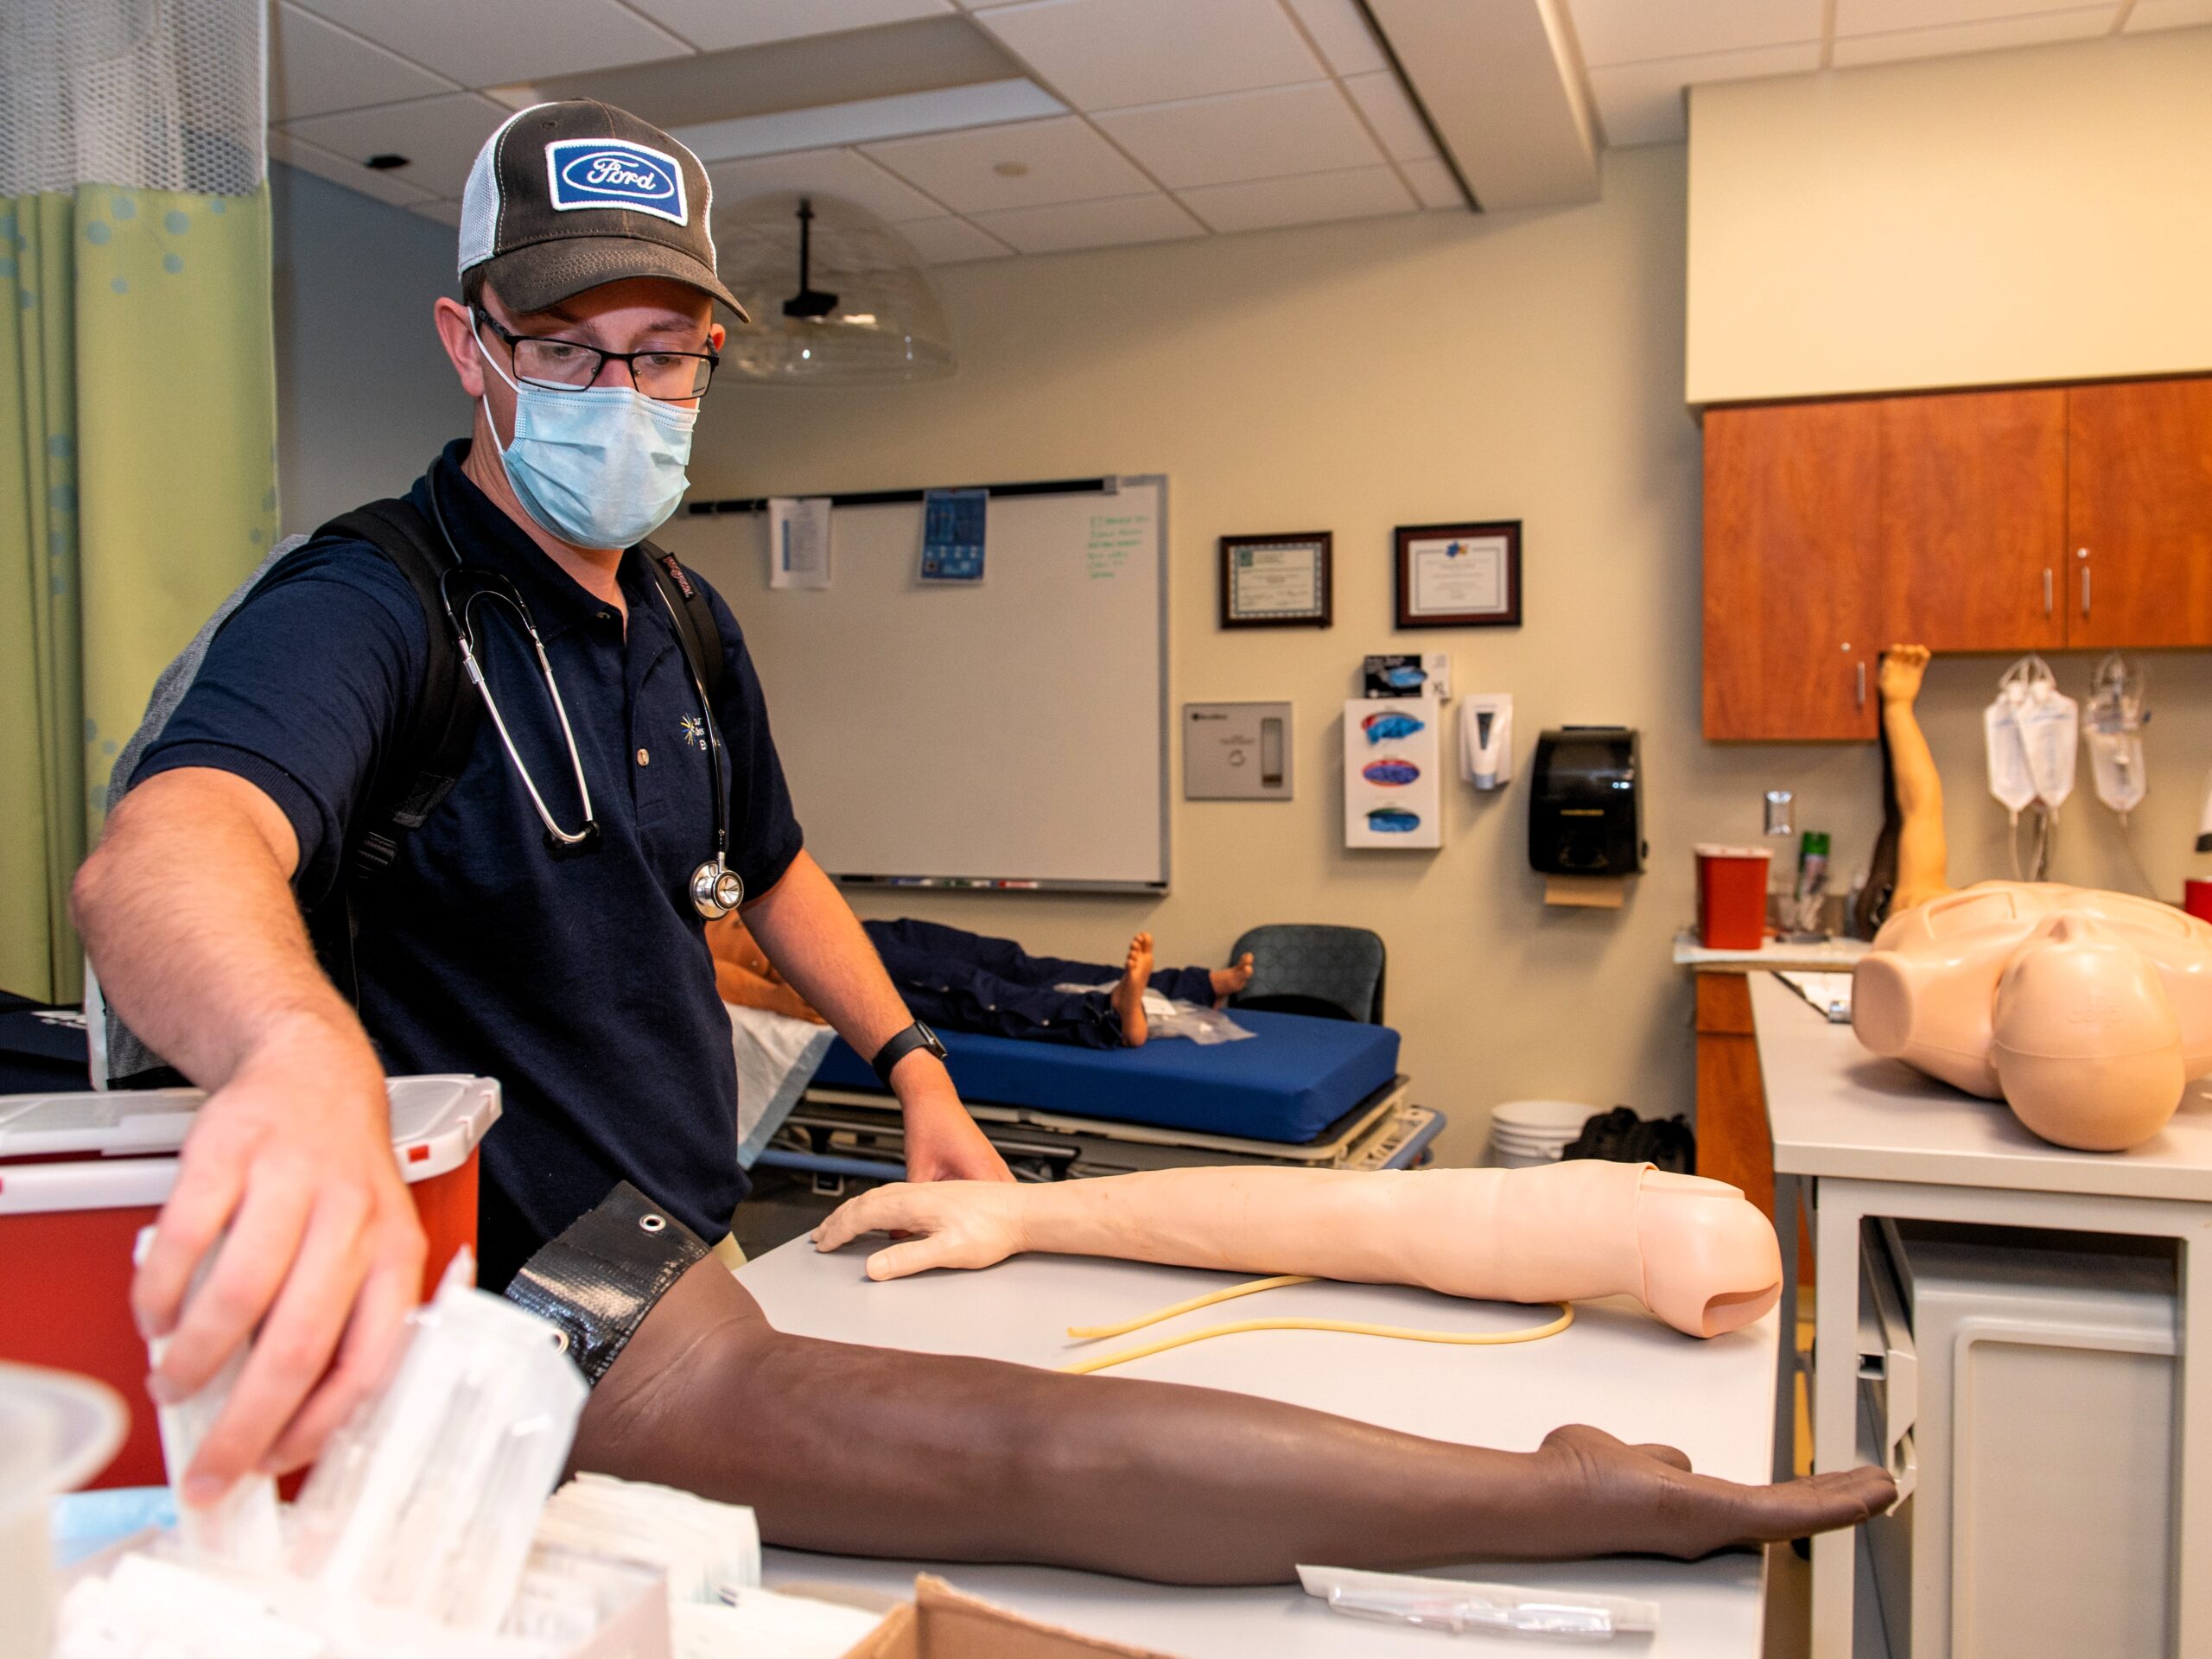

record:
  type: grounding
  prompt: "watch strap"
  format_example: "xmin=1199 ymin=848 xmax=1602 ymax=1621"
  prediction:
xmin=871 ymin=1020 xmax=946 ymax=1085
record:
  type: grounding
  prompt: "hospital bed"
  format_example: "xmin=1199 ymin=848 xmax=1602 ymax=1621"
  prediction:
xmin=755 ymin=1008 xmax=1443 ymax=1187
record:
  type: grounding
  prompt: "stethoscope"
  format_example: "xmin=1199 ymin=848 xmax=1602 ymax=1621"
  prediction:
xmin=429 ymin=478 xmax=744 ymax=918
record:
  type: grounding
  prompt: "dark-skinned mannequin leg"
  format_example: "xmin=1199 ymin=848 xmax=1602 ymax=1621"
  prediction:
xmin=510 ymin=1185 xmax=1891 ymax=1587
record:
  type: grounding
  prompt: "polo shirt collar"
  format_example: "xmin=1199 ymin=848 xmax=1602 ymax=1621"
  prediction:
xmin=427 ymin=440 xmax=670 ymax=648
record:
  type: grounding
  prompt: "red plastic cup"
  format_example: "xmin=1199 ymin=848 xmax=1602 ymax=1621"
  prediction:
xmin=2185 ymin=880 xmax=2212 ymax=925
xmin=1696 ymin=845 xmax=1774 ymax=950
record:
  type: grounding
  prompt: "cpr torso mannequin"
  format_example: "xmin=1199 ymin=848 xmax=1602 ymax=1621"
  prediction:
xmin=814 ymin=1158 xmax=1784 ymax=1338
xmin=1852 ymin=645 xmax=2212 ymax=1149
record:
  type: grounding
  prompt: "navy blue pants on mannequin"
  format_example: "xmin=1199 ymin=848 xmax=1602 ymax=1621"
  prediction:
xmin=861 ymin=918 xmax=1216 ymax=1049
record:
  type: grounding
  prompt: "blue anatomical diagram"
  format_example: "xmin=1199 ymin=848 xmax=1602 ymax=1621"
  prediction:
xmin=1365 ymin=807 xmax=1422 ymax=834
xmin=1363 ymin=758 xmax=1421 ymax=786
xmin=1361 ymin=711 xmax=1426 ymax=744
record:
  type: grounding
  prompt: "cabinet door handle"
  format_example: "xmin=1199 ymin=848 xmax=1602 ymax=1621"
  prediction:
xmin=1856 ymin=661 xmax=1867 ymax=710
xmin=2081 ymin=566 xmax=2091 ymax=618
xmin=2043 ymin=568 xmax=2053 ymax=615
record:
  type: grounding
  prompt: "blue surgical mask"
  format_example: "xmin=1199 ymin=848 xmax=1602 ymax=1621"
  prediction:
xmin=478 ymin=332 xmax=698 ymax=549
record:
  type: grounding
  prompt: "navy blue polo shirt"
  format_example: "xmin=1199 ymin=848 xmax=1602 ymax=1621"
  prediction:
xmin=134 ymin=441 xmax=803 ymax=1287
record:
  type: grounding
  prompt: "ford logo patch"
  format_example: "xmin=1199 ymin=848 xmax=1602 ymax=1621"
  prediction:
xmin=545 ymin=137 xmax=688 ymax=226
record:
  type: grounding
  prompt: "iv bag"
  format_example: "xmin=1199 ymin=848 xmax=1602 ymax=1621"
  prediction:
xmin=2017 ymin=690 xmax=2078 ymax=810
xmin=2087 ymin=728 xmax=2146 ymax=820
xmin=1985 ymin=699 xmax=2036 ymax=816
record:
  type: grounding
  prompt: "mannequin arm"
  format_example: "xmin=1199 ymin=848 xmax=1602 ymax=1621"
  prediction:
xmin=813 ymin=1161 xmax=1783 ymax=1338
xmin=579 ymin=1255 xmax=1890 ymax=1584
xmin=1878 ymin=645 xmax=1951 ymax=912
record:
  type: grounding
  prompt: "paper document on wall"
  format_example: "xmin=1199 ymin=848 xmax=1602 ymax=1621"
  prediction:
xmin=766 ymin=496 xmax=832 ymax=589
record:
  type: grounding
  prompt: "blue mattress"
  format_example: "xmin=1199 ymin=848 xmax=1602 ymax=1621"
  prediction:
xmin=812 ymin=1010 xmax=1401 ymax=1145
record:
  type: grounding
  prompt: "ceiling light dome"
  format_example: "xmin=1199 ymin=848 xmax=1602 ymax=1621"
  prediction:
xmin=713 ymin=192 xmax=954 ymax=384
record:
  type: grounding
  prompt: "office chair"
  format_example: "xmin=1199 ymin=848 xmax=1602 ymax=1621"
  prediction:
xmin=1226 ymin=924 xmax=1387 ymax=1025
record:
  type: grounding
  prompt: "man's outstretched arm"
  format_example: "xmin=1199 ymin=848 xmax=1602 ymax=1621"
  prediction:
xmin=73 ymin=768 xmax=425 ymax=1500
xmin=575 ymin=1254 xmax=1891 ymax=1586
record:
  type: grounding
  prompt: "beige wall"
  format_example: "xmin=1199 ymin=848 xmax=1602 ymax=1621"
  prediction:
xmin=1686 ymin=27 xmax=2212 ymax=405
xmin=683 ymin=144 xmax=2212 ymax=1168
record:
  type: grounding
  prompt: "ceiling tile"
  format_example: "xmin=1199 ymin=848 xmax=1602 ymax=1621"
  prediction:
xmin=896 ymin=215 xmax=1018 ymax=262
xmin=620 ymin=0 xmax=950 ymax=54
xmin=2127 ymin=0 xmax=2212 ymax=25
xmin=1341 ymin=70 xmax=1435 ymax=162
xmin=286 ymin=0 xmax=689 ymax=88
xmin=1280 ymin=0 xmax=1389 ymax=75
xmin=410 ymin=200 xmax=467 ymax=227
xmin=271 ymin=4 xmax=457 ymax=122
xmin=1093 ymin=82 xmax=1382 ymax=189
xmin=969 ymin=191 xmax=1205 ymax=252
xmin=269 ymin=130 xmax=437 ymax=207
xmin=1178 ymin=163 xmax=1414 ymax=234
xmin=1398 ymin=156 xmax=1466 ymax=211
xmin=975 ymin=0 xmax=1325 ymax=111
xmin=282 ymin=92 xmax=512 ymax=200
xmin=861 ymin=115 xmax=1152 ymax=212
xmin=1831 ymin=6 xmax=2113 ymax=67
xmin=706 ymin=147 xmax=947 ymax=222
xmin=1565 ymin=0 xmax=1822 ymax=67
xmin=1835 ymin=0 xmax=2111 ymax=35
xmin=1589 ymin=41 xmax=1821 ymax=148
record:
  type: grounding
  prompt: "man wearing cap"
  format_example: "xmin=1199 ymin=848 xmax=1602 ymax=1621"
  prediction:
xmin=73 ymin=102 xmax=1010 ymax=1506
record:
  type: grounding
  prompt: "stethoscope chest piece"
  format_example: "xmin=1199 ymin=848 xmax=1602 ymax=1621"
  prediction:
xmin=691 ymin=859 xmax=743 ymax=918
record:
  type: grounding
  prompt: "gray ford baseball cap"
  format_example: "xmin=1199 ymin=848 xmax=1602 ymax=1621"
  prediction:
xmin=458 ymin=99 xmax=748 ymax=321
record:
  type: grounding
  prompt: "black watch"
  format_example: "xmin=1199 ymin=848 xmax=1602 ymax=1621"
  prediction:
xmin=871 ymin=1020 xmax=948 ymax=1085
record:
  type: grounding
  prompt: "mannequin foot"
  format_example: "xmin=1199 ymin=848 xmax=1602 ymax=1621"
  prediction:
xmin=1211 ymin=953 xmax=1255 ymax=1004
xmin=1113 ymin=933 xmax=1154 ymax=1046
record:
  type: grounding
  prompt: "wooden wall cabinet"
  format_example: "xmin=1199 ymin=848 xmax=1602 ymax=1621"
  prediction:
xmin=1704 ymin=374 xmax=2212 ymax=740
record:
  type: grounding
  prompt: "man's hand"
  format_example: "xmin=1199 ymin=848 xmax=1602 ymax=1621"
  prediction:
xmin=134 ymin=1018 xmax=425 ymax=1503
xmin=812 ymin=1179 xmax=1030 ymax=1278
xmin=895 ymin=1062 xmax=1014 ymax=1184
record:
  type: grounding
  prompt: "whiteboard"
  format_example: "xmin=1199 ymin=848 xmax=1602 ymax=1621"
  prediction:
xmin=661 ymin=477 xmax=1168 ymax=890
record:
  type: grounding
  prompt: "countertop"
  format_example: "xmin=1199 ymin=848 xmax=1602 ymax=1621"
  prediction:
xmin=1752 ymin=969 xmax=2212 ymax=1199
xmin=737 ymin=1230 xmax=1782 ymax=1657
xmin=1674 ymin=931 xmax=1870 ymax=973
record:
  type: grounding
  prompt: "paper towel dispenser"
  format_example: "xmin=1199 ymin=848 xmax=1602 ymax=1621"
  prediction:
xmin=1529 ymin=727 xmax=1645 ymax=876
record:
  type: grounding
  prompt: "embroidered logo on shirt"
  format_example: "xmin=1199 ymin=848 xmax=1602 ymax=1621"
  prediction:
xmin=545 ymin=140 xmax=687 ymax=225
xmin=680 ymin=713 xmax=708 ymax=751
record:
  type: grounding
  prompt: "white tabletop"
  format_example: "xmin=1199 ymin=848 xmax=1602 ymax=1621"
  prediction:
xmin=1753 ymin=970 xmax=2212 ymax=1199
xmin=737 ymin=1235 xmax=1780 ymax=1657
xmin=1674 ymin=931 xmax=1870 ymax=972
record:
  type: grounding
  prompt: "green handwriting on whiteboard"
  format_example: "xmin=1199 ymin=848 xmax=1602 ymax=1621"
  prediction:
xmin=1085 ymin=513 xmax=1147 ymax=580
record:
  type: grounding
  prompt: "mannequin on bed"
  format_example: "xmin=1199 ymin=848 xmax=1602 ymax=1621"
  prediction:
xmin=707 ymin=913 xmax=1255 ymax=1048
xmin=509 ymin=1181 xmax=1891 ymax=1587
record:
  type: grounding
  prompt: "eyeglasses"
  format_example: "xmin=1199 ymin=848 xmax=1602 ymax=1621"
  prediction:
xmin=474 ymin=307 xmax=717 ymax=402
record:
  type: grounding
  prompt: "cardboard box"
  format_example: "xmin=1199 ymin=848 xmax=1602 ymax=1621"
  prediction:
xmin=841 ymin=1576 xmax=1176 ymax=1659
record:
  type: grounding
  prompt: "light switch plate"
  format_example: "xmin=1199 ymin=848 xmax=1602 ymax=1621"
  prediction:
xmin=1184 ymin=702 xmax=1293 ymax=799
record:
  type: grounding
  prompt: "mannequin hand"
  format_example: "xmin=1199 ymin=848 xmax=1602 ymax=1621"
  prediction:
xmin=895 ymin=1068 xmax=1014 ymax=1185
xmin=1533 ymin=1424 xmax=1895 ymax=1557
xmin=813 ymin=1180 xmax=1031 ymax=1279
xmin=1876 ymin=644 xmax=1930 ymax=705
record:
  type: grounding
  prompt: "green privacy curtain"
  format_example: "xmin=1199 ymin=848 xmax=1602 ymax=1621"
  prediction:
xmin=1 ymin=0 xmax=277 ymax=1001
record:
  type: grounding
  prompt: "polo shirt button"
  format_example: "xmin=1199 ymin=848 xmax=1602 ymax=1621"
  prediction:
xmin=637 ymin=747 xmax=650 ymax=766
xmin=599 ymin=609 xmax=614 ymax=622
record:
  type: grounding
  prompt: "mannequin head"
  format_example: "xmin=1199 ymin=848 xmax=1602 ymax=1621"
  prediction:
xmin=1853 ymin=882 xmax=2212 ymax=1152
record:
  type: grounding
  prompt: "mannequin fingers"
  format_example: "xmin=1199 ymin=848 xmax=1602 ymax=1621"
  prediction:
xmin=1688 ymin=1464 xmax=1895 ymax=1551
xmin=811 ymin=1184 xmax=921 ymax=1253
xmin=864 ymin=1234 xmax=969 ymax=1281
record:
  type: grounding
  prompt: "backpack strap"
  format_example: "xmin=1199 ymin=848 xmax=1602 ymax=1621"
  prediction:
xmin=641 ymin=540 xmax=724 ymax=707
xmin=315 ymin=498 xmax=478 ymax=887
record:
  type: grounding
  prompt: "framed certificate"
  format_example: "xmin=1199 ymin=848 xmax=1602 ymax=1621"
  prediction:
xmin=1394 ymin=520 xmax=1522 ymax=629
xmin=1220 ymin=531 xmax=1332 ymax=629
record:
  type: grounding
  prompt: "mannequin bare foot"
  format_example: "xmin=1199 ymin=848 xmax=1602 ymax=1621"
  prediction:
xmin=1210 ymin=952 xmax=1255 ymax=1005
xmin=1112 ymin=932 xmax=1154 ymax=1046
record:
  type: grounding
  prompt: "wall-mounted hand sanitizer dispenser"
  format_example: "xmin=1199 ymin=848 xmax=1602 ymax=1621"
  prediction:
xmin=1460 ymin=695 xmax=1512 ymax=789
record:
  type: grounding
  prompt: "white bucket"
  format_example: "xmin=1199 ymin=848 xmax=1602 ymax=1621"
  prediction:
xmin=0 ymin=1363 xmax=127 ymax=1656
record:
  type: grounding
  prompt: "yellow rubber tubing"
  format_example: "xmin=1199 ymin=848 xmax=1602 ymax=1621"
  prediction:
xmin=1058 ymin=1274 xmax=1575 ymax=1376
